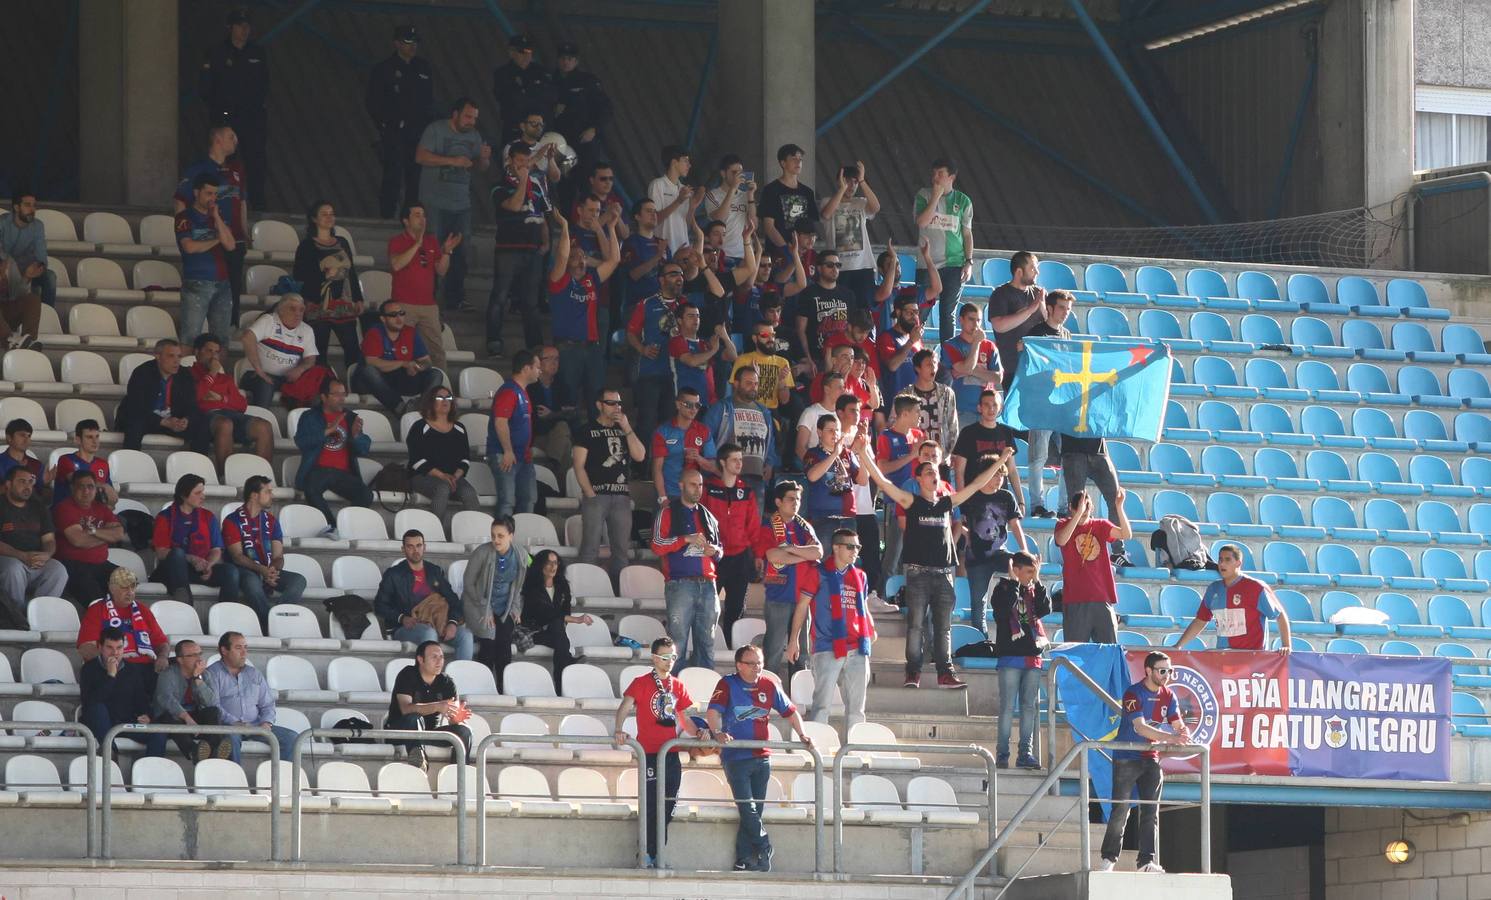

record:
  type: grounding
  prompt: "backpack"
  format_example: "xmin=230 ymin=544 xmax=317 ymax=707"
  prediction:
xmin=1151 ymin=515 xmax=1211 ymax=570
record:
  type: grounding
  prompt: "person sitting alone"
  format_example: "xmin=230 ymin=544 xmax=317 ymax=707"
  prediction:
xmin=354 ymin=299 xmax=440 ymax=414
xmin=386 ymin=639 xmax=472 ymax=770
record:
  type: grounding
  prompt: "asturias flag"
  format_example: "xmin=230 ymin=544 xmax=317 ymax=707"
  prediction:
xmin=1000 ymin=338 xmax=1171 ymax=442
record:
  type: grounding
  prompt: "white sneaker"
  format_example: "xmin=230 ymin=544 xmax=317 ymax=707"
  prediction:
xmin=318 ymin=525 xmax=340 ymax=540
xmin=1097 ymin=859 xmax=1117 ymax=872
xmin=1138 ymin=861 xmax=1166 ymax=873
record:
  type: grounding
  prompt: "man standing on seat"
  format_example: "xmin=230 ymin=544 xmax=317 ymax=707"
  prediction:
xmin=1054 ymin=489 xmax=1133 ymax=644
xmin=375 ymin=529 xmax=475 ymax=662
xmin=175 ymin=173 xmax=238 ymax=346
xmin=118 ymin=339 xmax=212 ymax=454
xmin=913 ymin=158 xmax=974 ymax=341
xmin=708 ymin=644 xmax=815 ymax=873
xmin=293 ymin=377 xmax=372 ymax=529
xmin=463 ymin=516 xmax=528 ymax=691
xmin=175 ymin=127 xmax=249 ymax=323
xmin=787 ymin=527 xmax=875 ymax=732
xmin=987 ymin=251 xmax=1046 ymax=391
xmin=488 ymin=350 xmax=541 ymax=518
xmin=1177 ymin=543 xmax=1292 ymax=651
xmin=651 ymin=387 xmax=717 ymax=504
xmin=223 ymin=476 xmax=307 ymax=628
xmin=1099 ymin=651 xmax=1192 ymax=874
xmin=653 ymin=469 xmax=723 ymax=671
xmin=757 ymin=482 xmax=822 ymax=681
xmin=703 ymin=443 xmax=758 ymax=649
xmin=1020 ymin=289 xmax=1073 ymax=517
xmin=387 ymin=640 xmax=473 ymax=770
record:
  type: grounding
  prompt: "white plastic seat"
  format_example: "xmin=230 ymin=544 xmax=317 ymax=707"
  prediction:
xmin=0 ymin=398 xmax=51 ymax=438
xmin=557 ymin=714 xmax=632 ymax=764
xmin=69 ymin=302 xmax=138 ymax=348
xmin=147 ymin=599 xmax=202 ymax=636
xmin=360 ymin=270 xmax=392 ymax=305
xmin=75 ymin=258 xmax=129 ymax=291
xmin=131 ymin=757 xmax=205 ymax=808
xmin=617 ymin=614 xmax=667 ymax=649
xmin=513 ymin=512 xmax=560 ymax=549
xmin=207 ymin=602 xmax=265 ymax=638
xmin=224 ymin=453 xmax=275 ymax=490
xmin=435 ymin=764 xmax=493 ymax=802
xmin=498 ymin=712 xmax=566 ymax=760
xmin=458 ymin=366 xmax=503 ymax=400
xmin=255 ymin=760 xmax=309 ymax=801
xmin=850 ymin=774 xmax=922 ymax=823
xmin=82 ymin=211 xmax=140 ymax=251
xmin=907 ymin=775 xmax=979 ymax=825
xmin=560 ymin=663 xmax=618 ymax=705
xmin=67 ymin=756 xmax=137 ymax=805
xmin=676 ymin=667 xmax=720 ymax=713
xmin=337 ymin=506 xmax=396 ymax=549
xmin=327 ymin=657 xmax=388 ymax=703
xmin=19 ymin=648 xmax=76 ymax=686
xmin=138 ymin=215 xmax=179 ymax=252
xmin=131 ymin=259 xmax=182 ymax=292
xmin=445 ymin=659 xmax=505 ymax=706
xmin=330 ymin=556 xmax=382 ymax=591
xmin=791 ymin=772 xmax=851 ymax=822
xmin=384 ymin=658 xmax=414 ymax=689
xmin=680 ymin=770 xmax=735 ymax=820
xmin=27 ymin=596 xmax=81 ymax=634
xmin=496 ymin=765 xmax=573 ymax=815
xmin=117 ymin=353 xmax=153 ymax=386
xmin=320 ymin=707 xmax=373 ymax=730
xmin=731 ymin=618 xmax=767 ymax=649
xmin=279 ymin=554 xmax=326 ymax=591
xmin=315 ymin=760 xmax=392 ymax=810
xmin=393 ymin=507 xmax=448 ymax=543
xmin=616 ymin=665 xmax=650 ymax=696
xmin=267 ymin=606 xmax=338 ymax=650
xmin=58 ymin=352 xmax=118 ymax=393
xmin=847 ymin=721 xmax=920 ymax=770
xmin=245 ymin=264 xmax=289 ymax=296
xmin=274 ymin=706 xmax=314 ymax=736
xmin=458 ymin=413 xmax=489 ymax=453
xmin=35 ymin=209 xmax=83 ymax=245
xmin=278 ymin=503 xmax=329 ymax=540
xmin=619 ymin=565 xmax=666 ymax=601
xmin=565 ymin=616 xmax=623 ymax=653
xmin=195 ymin=759 xmax=270 ymax=810
xmin=354 ymin=408 xmax=396 ymax=443
xmin=7 ymin=754 xmax=78 ymax=806
xmin=107 ymin=547 xmax=149 ymax=584
xmin=10 ymin=700 xmax=66 ymax=738
xmin=252 ymin=221 xmax=300 ymax=255
xmin=566 ymin=562 xmax=615 ymax=599
xmin=451 ymin=510 xmax=494 ymax=544
xmin=556 ymin=767 xmax=630 ymax=816
xmin=265 ymin=655 xmax=337 ymax=703
xmin=377 ymin=762 xmax=450 ymax=812
xmin=503 ymin=661 xmax=563 ymax=703
xmin=109 ymin=448 xmax=161 ymax=486
xmin=124 ymin=305 xmax=178 ymax=341
xmin=2 ymin=347 xmax=61 ymax=389
xmin=792 ymin=670 xmax=845 ymax=718
xmin=166 ymin=450 xmax=220 ymax=486
xmin=55 ymin=400 xmax=114 ymax=441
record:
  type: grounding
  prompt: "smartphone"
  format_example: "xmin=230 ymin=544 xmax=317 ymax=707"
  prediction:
xmin=740 ymin=170 xmax=754 ymax=187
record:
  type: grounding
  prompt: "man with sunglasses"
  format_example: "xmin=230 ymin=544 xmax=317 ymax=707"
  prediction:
xmin=1101 ymin=651 xmax=1193 ymax=873
xmin=354 ymin=300 xmax=439 ymax=413
xmin=575 ymin=389 xmax=645 ymax=583
xmin=616 ymin=636 xmax=709 ymax=868
xmin=627 ymin=259 xmax=687 ymax=450
xmin=787 ymin=528 xmax=875 ymax=732
xmin=651 ymin=387 xmax=718 ymax=504
xmin=795 ymin=250 xmax=856 ymax=379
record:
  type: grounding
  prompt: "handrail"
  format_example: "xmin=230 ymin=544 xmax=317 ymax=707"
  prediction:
xmin=945 ymin=740 xmax=1211 ymax=899
xmin=655 ymin=737 xmax=824 ymax=874
xmin=2 ymin=720 xmax=99 ymax=858
xmin=1043 ymin=656 xmax=1122 ymax=772
xmin=291 ymin=728 xmax=464 ymax=863
xmin=831 ymin=742 xmax=998 ymax=876
xmin=101 ymin=722 xmax=278 ymax=860
xmin=470 ymin=731 xmax=648 ymax=867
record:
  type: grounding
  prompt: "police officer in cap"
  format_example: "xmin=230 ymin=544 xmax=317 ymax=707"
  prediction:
xmin=200 ymin=8 xmax=270 ymax=208
xmin=367 ymin=25 xmax=435 ymax=219
xmin=552 ymin=41 xmax=612 ymax=176
xmin=492 ymin=33 xmax=556 ymax=145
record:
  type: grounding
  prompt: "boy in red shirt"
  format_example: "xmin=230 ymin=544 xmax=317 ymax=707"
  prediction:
xmin=1054 ymin=489 xmax=1134 ymax=644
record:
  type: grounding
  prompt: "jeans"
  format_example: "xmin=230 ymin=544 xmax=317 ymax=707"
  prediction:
xmin=488 ymin=249 xmax=544 ymax=351
xmin=428 ymin=206 xmax=471 ymax=310
xmin=1062 ymin=602 xmax=1118 ymax=644
xmin=302 ymin=467 xmax=372 ymax=524
xmin=235 ymin=567 xmax=307 ymax=628
xmin=477 ymin=617 xmax=517 ymax=689
xmin=152 ymin=548 xmax=240 ymax=603
xmin=1061 ymin=450 xmax=1120 ymax=518
xmin=904 ymin=567 xmax=956 ymax=676
xmin=838 ymin=267 xmax=876 ymax=313
xmin=239 ymin=371 xmax=284 ymax=407
xmin=156 ymin=706 xmax=229 ymax=758
xmin=529 ymin=616 xmax=577 ymax=690
xmin=410 ymin=473 xmax=481 ymax=533
xmin=180 ymin=279 xmax=233 ymax=346
xmin=665 ymin=579 xmax=718 ymax=671
xmin=311 ymin=319 xmax=363 ymax=368
xmin=0 ymin=557 xmax=67 ymax=618
xmin=384 ymin=712 xmax=473 ymax=757
xmin=997 ymin=665 xmax=1041 ymax=758
xmin=490 ymin=457 xmax=536 ymax=517
xmin=855 ymin=512 xmax=883 ymax=592
xmin=558 ymin=340 xmax=606 ymax=412
xmin=632 ymin=373 xmax=674 ymax=452
xmin=641 ymin=751 xmax=682 ymax=861
xmin=881 ymin=509 xmax=903 ymax=595
xmin=81 ymin=701 xmax=168 ymax=758
xmin=918 ymin=265 xmax=965 ymax=341
xmin=578 ymin=493 xmax=634 ymax=580
xmin=724 ymin=756 xmax=772 ymax=865
xmin=810 ymin=516 xmax=854 ymax=555
xmin=353 ymin=364 xmax=439 ymax=412
xmin=763 ymin=600 xmax=808 ymax=685
xmin=717 ymin=551 xmax=753 ymax=649
xmin=226 ymin=724 xmax=302 ymax=763
xmin=1101 ymin=757 xmax=1163 ymax=865
xmin=32 ymin=269 xmax=57 ymax=308
xmin=966 ymin=559 xmax=1012 ymax=636
xmin=393 ymin=622 xmax=475 ymax=662
xmin=810 ymin=650 xmax=870 ymax=732
xmin=1027 ymin=429 xmax=1058 ymax=510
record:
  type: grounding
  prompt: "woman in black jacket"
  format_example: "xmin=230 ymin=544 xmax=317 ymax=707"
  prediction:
xmin=519 ymin=549 xmax=595 ymax=690
xmin=989 ymin=551 xmax=1050 ymax=770
xmin=406 ymin=385 xmax=480 ymax=532
xmin=292 ymin=200 xmax=364 ymax=368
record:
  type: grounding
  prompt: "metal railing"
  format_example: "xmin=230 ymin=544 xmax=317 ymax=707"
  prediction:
xmin=946 ymin=739 xmax=1211 ymax=899
xmin=1 ymin=720 xmax=99 ymax=858
xmin=1043 ymin=655 xmax=1122 ymax=773
xmin=471 ymin=731 xmax=647 ymax=867
xmin=655 ymin=737 xmax=825 ymax=873
xmin=101 ymin=722 xmax=280 ymax=860
xmin=290 ymin=728 xmax=463 ymax=863
xmin=831 ymin=742 xmax=998 ymax=876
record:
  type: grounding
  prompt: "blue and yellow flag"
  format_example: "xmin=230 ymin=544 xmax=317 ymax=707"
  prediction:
xmin=999 ymin=338 xmax=1171 ymax=442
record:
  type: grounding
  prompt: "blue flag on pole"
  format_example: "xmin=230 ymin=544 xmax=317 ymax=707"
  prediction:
xmin=999 ymin=338 xmax=1172 ymax=442
xmin=1049 ymin=642 xmax=1130 ymax=820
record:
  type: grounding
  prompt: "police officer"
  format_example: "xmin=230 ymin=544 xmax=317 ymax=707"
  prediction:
xmin=200 ymin=8 xmax=270 ymax=208
xmin=367 ymin=25 xmax=435 ymax=219
xmin=552 ymin=42 xmax=611 ymax=176
xmin=492 ymin=33 xmax=556 ymax=146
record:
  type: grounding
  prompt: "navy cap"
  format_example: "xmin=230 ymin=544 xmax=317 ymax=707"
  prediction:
xmin=508 ymin=33 xmax=535 ymax=51
xmin=394 ymin=25 xmax=419 ymax=43
xmin=556 ymin=41 xmax=580 ymax=57
xmin=226 ymin=8 xmax=251 ymax=26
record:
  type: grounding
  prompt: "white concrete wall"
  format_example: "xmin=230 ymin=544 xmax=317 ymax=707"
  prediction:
xmin=1324 ymin=806 xmax=1491 ymax=900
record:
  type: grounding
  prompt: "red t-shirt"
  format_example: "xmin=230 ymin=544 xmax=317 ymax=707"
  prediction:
xmin=623 ymin=673 xmax=694 ymax=755
xmin=190 ymin=364 xmax=249 ymax=413
xmin=1058 ymin=518 xmax=1118 ymax=604
xmin=78 ymin=598 xmax=168 ymax=663
xmin=52 ymin=499 xmax=118 ymax=565
xmin=411 ymin=566 xmax=432 ymax=603
xmin=316 ymin=412 xmax=354 ymax=471
xmin=388 ymin=232 xmax=443 ymax=306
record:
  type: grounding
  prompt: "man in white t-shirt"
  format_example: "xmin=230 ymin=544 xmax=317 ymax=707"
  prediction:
xmin=820 ymin=160 xmax=880 ymax=311
xmin=796 ymin=371 xmax=844 ymax=466
xmin=704 ymin=154 xmax=756 ymax=262
xmin=648 ymin=145 xmax=701 ymax=254
xmin=239 ymin=293 xmax=321 ymax=406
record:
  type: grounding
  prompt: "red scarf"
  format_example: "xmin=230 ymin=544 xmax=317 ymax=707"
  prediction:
xmin=101 ymin=597 xmax=156 ymax=662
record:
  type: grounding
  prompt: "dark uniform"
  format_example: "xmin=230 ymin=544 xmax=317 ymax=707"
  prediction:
xmin=199 ymin=13 xmax=270 ymax=208
xmin=492 ymin=35 xmax=557 ymax=146
xmin=551 ymin=43 xmax=612 ymax=176
xmin=367 ymin=29 xmax=435 ymax=219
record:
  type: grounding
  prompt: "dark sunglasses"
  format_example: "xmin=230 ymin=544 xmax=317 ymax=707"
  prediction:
xmin=382 ymin=310 xmax=406 ymax=318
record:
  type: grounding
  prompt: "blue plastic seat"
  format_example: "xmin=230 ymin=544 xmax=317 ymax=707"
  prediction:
xmin=1136 ymin=266 xmax=1183 ymax=298
xmin=1150 ymin=442 xmax=1213 ymax=487
xmin=1423 ymin=547 xmax=1488 ymax=592
xmin=1367 ymin=545 xmax=1432 ymax=590
xmin=1037 ymin=261 xmax=1078 ymax=291
xmin=1343 ymin=319 xmax=1406 ymax=361
xmin=1158 ymin=585 xmax=1202 ymax=621
xmin=1302 ymin=405 xmax=1363 ymax=449
xmin=1279 ymin=636 xmax=1317 ymax=651
xmin=1237 ymin=271 xmax=1281 ymax=302
xmin=1336 ymin=275 xmax=1382 ymax=309
xmin=1296 ymin=360 xmax=1358 ymax=403
xmin=1308 ymin=496 xmax=1372 ymax=543
xmin=1114 ymin=630 xmax=1149 ymax=647
xmin=898 ymin=253 xmax=918 ymax=285
xmin=1210 ymin=539 xmax=1258 ymax=570
xmin=1150 ymin=489 xmax=1200 ymax=522
xmin=1085 ymin=263 xmax=1129 ymax=295
xmin=1320 ymin=543 xmax=1384 ymax=588
xmin=1386 ymin=278 xmax=1450 ymax=320
xmin=1189 ymin=312 xmax=1248 ymax=352
xmin=1248 ymin=403 xmax=1306 ymax=446
xmin=1265 ymin=541 xmax=1321 ymax=585
xmin=1442 ymin=324 xmax=1491 ymax=364
xmin=1471 ymin=503 xmax=1491 ymax=535
xmin=1138 ymin=309 xmax=1185 ymax=344
xmin=1452 ymin=692 xmax=1491 ymax=735
xmin=1397 ymin=367 xmax=1456 ymax=410
xmin=1260 ymin=494 xmax=1320 ymax=537
xmin=1449 ymin=368 xmax=1491 ymax=409
xmin=1205 ymin=491 xmax=1251 ymax=526
xmin=1379 ymin=639 xmax=1423 ymax=656
xmin=1193 ymin=356 xmax=1252 ymax=397
xmin=1255 ymin=447 xmax=1318 ymax=491
xmin=1086 ymin=306 xmax=1131 ymax=339
xmin=1286 ymin=273 xmax=1330 ymax=305
xmin=1200 ymin=446 xmax=1263 ymax=490
xmin=1165 ymin=633 xmax=1208 ymax=651
xmin=1326 ymin=638 xmax=1368 ymax=655
xmin=1107 ymin=440 xmax=1143 ymax=472
xmin=1408 ymin=455 xmax=1474 ymax=503
xmin=1239 ymin=314 xmax=1286 ymax=346
xmin=1417 ymin=501 xmax=1480 ymax=545
xmin=1406 ymin=411 xmax=1469 ymax=454
xmin=980 ymin=258 xmax=1011 ymax=287
xmin=1242 ymin=358 xmax=1296 ymax=397
xmin=1376 ymin=593 xmax=1438 ymax=636
xmin=1186 ymin=268 xmax=1232 ymax=301
xmin=1163 ymin=400 xmax=1210 ymax=442
xmin=1433 ymin=598 xmax=1491 ymax=642
xmin=1274 ymin=589 xmax=1331 ymax=633
xmin=1321 ymin=590 xmax=1366 ymax=621
xmin=1455 ymin=412 xmax=1491 ymax=449
xmin=1477 ymin=551 xmax=1491 ymax=584
xmin=1290 ymin=316 xmax=1353 ymax=358
xmin=1116 ymin=583 xmax=1174 ymax=628
xmin=1305 ymin=449 xmax=1366 ymax=492
xmin=1358 ymin=451 xmax=1421 ymax=496
xmin=1352 ymin=408 xmax=1413 ymax=451
xmin=1344 ymin=361 xmax=1407 ymax=406
xmin=1198 ymin=400 xmax=1262 ymax=444
xmin=1362 ymin=496 xmax=1413 ymax=534
xmin=1394 ymin=323 xmax=1457 ymax=363
xmin=1467 ymin=458 xmax=1491 ymax=494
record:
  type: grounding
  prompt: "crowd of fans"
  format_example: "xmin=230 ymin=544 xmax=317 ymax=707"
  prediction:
xmin=0 ymin=11 xmax=1288 ymax=876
